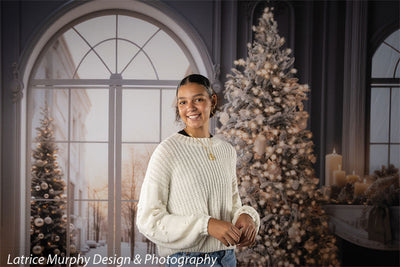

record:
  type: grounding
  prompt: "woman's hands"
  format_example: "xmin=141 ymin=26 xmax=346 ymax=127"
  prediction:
xmin=207 ymin=218 xmax=241 ymax=247
xmin=207 ymin=214 xmax=256 ymax=247
xmin=234 ymin=214 xmax=257 ymax=248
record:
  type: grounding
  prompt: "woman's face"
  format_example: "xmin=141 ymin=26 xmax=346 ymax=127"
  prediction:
xmin=177 ymin=83 xmax=215 ymax=130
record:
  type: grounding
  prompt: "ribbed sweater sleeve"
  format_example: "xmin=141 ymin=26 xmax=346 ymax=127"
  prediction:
xmin=136 ymin=142 xmax=211 ymax=250
xmin=230 ymin=146 xmax=261 ymax=231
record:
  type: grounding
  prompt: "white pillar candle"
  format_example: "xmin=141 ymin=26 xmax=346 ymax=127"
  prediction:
xmin=346 ymin=170 xmax=360 ymax=184
xmin=333 ymin=164 xmax=346 ymax=187
xmin=354 ymin=179 xmax=369 ymax=196
xmin=325 ymin=148 xmax=343 ymax=186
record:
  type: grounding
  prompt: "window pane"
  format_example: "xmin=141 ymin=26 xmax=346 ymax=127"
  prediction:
xmin=63 ymin=28 xmax=92 ymax=78
xmin=34 ymin=38 xmax=77 ymax=79
xmin=121 ymin=201 xmax=161 ymax=266
xmin=95 ymin=40 xmax=117 ymax=74
xmin=145 ymin=30 xmax=190 ymax=80
xmin=390 ymin=145 xmax=400 ymax=168
xmin=118 ymin=16 xmax=159 ymax=47
xmin=370 ymin=87 xmax=390 ymax=142
xmin=76 ymin=201 xmax=108 ymax=259
xmin=369 ymin=144 xmax=389 ymax=174
xmin=75 ymin=50 xmax=112 ymax=79
xmin=121 ymin=144 xmax=156 ymax=201
xmin=70 ymin=200 xmax=89 ymax=255
xmin=122 ymin=89 xmax=160 ymax=142
xmin=70 ymin=143 xmax=108 ymax=199
xmin=74 ymin=15 xmax=116 ymax=49
xmin=391 ymin=88 xmax=400 ymax=142
xmin=372 ymin=30 xmax=400 ymax=78
xmin=117 ymin=40 xmax=140 ymax=75
xmin=71 ymin=89 xmax=108 ymax=142
xmin=31 ymin=89 xmax=69 ymax=141
xmin=121 ymin=51 xmax=158 ymax=80
xmin=385 ymin=29 xmax=400 ymax=78
xmin=162 ymin=89 xmax=182 ymax=140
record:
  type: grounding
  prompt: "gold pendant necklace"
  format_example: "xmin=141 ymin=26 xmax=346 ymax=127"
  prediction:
xmin=186 ymin=130 xmax=216 ymax=160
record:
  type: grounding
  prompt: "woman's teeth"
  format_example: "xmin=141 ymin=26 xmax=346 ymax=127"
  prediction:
xmin=188 ymin=114 xmax=200 ymax=119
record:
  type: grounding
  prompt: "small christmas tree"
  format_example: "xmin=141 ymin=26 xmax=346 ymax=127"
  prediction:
xmin=30 ymin=104 xmax=77 ymax=259
xmin=217 ymin=7 xmax=339 ymax=267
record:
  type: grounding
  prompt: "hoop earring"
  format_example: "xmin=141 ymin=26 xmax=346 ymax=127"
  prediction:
xmin=210 ymin=106 xmax=216 ymax=117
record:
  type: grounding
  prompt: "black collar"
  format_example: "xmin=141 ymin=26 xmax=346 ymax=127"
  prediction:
xmin=178 ymin=129 xmax=213 ymax=138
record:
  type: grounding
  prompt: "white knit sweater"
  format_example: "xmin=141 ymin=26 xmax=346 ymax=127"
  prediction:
xmin=136 ymin=133 xmax=260 ymax=257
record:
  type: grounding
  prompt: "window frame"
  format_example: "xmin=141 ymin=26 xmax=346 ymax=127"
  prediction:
xmin=366 ymin=28 xmax=400 ymax=174
xmin=22 ymin=3 xmax=213 ymax=258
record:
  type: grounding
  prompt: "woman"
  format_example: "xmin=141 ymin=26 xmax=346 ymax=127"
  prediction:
xmin=137 ymin=74 xmax=260 ymax=266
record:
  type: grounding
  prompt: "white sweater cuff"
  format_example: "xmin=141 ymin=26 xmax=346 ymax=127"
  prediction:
xmin=232 ymin=206 xmax=260 ymax=231
xmin=201 ymin=215 xmax=212 ymax=236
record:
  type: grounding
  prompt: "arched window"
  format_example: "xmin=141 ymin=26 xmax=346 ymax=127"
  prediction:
xmin=368 ymin=29 xmax=400 ymax=174
xmin=27 ymin=10 xmax=202 ymax=258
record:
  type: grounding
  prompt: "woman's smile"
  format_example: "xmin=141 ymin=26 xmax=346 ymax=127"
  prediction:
xmin=187 ymin=114 xmax=201 ymax=120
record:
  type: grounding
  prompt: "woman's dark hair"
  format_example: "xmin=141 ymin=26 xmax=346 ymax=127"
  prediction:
xmin=175 ymin=74 xmax=218 ymax=121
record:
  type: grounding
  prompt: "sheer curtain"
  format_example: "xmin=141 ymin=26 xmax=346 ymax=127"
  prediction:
xmin=341 ymin=1 xmax=368 ymax=175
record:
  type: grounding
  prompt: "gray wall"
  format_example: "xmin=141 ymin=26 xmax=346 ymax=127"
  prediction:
xmin=1 ymin=0 xmax=399 ymax=263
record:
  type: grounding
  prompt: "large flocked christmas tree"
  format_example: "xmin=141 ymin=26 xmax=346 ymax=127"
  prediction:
xmin=217 ymin=7 xmax=339 ymax=267
xmin=30 ymin=104 xmax=78 ymax=260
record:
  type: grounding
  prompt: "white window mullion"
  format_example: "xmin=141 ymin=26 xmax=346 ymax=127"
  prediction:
xmin=107 ymin=87 xmax=115 ymax=263
xmin=66 ymin=88 xmax=72 ymax=257
xmin=114 ymin=86 xmax=123 ymax=257
xmin=159 ymin=89 xmax=162 ymax=142
xmin=31 ymin=79 xmax=180 ymax=88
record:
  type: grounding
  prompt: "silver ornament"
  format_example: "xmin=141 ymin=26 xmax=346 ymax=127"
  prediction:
xmin=34 ymin=218 xmax=44 ymax=227
xmin=40 ymin=182 xmax=48 ymax=190
xmin=44 ymin=216 xmax=52 ymax=224
xmin=32 ymin=245 xmax=42 ymax=255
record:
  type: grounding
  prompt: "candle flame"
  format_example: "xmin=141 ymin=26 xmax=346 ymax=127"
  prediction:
xmin=352 ymin=170 xmax=355 ymax=175
xmin=333 ymin=147 xmax=336 ymax=154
